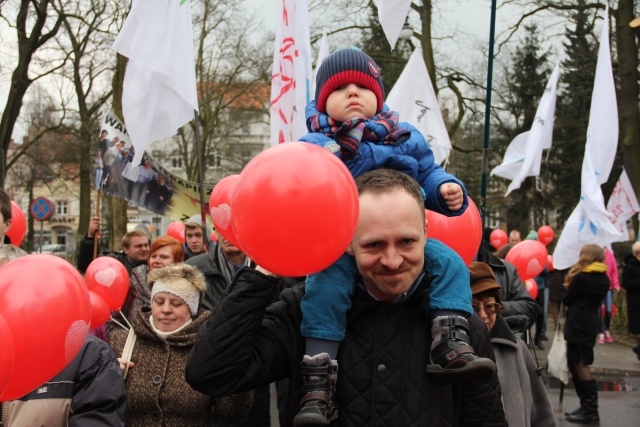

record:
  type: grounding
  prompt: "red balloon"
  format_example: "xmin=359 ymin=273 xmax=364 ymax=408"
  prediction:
xmin=210 ymin=231 xmax=218 ymax=243
xmin=490 ymin=229 xmax=508 ymax=250
xmin=232 ymin=142 xmax=359 ymax=276
xmin=6 ymin=201 xmax=26 ymax=247
xmin=209 ymin=175 xmax=241 ymax=247
xmin=525 ymin=278 xmax=539 ymax=300
xmin=426 ymin=198 xmax=482 ymax=266
xmin=166 ymin=221 xmax=186 ymax=244
xmin=88 ymin=291 xmax=111 ymax=329
xmin=537 ymin=225 xmax=555 ymax=246
xmin=0 ymin=314 xmax=15 ymax=397
xmin=85 ymin=257 xmax=130 ymax=311
xmin=505 ymin=240 xmax=548 ymax=281
xmin=547 ymin=255 xmax=555 ymax=272
xmin=0 ymin=255 xmax=90 ymax=400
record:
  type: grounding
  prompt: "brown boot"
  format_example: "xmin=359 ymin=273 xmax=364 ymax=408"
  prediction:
xmin=293 ymin=353 xmax=338 ymax=427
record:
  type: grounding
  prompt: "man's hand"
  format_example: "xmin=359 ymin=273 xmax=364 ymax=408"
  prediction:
xmin=88 ymin=216 xmax=101 ymax=238
xmin=440 ymin=183 xmax=463 ymax=211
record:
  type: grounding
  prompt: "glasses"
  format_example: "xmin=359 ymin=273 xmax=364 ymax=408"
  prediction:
xmin=472 ymin=302 xmax=502 ymax=315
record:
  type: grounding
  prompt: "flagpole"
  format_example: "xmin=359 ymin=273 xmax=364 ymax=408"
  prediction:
xmin=193 ymin=109 xmax=209 ymax=252
xmin=480 ymin=0 xmax=498 ymax=227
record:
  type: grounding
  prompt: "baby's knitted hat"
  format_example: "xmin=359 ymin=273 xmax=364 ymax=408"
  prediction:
xmin=315 ymin=48 xmax=384 ymax=114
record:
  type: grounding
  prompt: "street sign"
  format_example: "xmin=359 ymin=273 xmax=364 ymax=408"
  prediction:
xmin=29 ymin=197 xmax=54 ymax=222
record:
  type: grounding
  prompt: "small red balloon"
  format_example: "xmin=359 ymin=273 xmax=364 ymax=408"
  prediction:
xmin=426 ymin=198 xmax=482 ymax=266
xmin=88 ymin=291 xmax=111 ymax=329
xmin=5 ymin=201 xmax=26 ymax=246
xmin=166 ymin=221 xmax=186 ymax=244
xmin=210 ymin=231 xmax=218 ymax=243
xmin=85 ymin=257 xmax=130 ymax=311
xmin=505 ymin=240 xmax=548 ymax=281
xmin=525 ymin=278 xmax=539 ymax=300
xmin=490 ymin=229 xmax=508 ymax=250
xmin=0 ymin=254 xmax=90 ymax=401
xmin=0 ymin=314 xmax=15 ymax=397
xmin=537 ymin=225 xmax=555 ymax=246
xmin=601 ymin=303 xmax=618 ymax=318
xmin=547 ymin=255 xmax=555 ymax=272
xmin=232 ymin=142 xmax=359 ymax=276
xmin=209 ymin=175 xmax=241 ymax=248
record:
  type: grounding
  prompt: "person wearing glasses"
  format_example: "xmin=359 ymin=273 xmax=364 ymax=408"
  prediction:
xmin=469 ymin=261 xmax=556 ymax=427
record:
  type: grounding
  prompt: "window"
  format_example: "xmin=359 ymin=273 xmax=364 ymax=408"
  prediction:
xmin=172 ymin=158 xmax=182 ymax=168
xmin=208 ymin=153 xmax=221 ymax=168
xmin=56 ymin=201 xmax=68 ymax=215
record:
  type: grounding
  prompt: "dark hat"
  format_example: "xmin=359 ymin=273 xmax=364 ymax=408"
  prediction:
xmin=315 ymin=48 xmax=384 ymax=114
xmin=469 ymin=262 xmax=501 ymax=295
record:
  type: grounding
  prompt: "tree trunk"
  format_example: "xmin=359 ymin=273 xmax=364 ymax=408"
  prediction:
xmin=110 ymin=53 xmax=128 ymax=249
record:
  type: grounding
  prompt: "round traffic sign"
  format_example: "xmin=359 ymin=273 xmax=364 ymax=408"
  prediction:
xmin=29 ymin=197 xmax=54 ymax=221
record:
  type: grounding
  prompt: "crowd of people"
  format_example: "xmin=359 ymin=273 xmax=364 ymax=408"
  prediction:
xmin=0 ymin=47 xmax=638 ymax=427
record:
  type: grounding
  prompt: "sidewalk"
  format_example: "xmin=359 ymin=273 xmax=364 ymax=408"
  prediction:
xmin=528 ymin=328 xmax=640 ymax=378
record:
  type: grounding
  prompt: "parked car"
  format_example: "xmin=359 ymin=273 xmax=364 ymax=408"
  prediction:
xmin=40 ymin=244 xmax=67 ymax=258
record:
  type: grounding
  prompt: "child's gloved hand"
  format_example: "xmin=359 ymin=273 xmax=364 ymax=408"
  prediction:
xmin=440 ymin=183 xmax=463 ymax=211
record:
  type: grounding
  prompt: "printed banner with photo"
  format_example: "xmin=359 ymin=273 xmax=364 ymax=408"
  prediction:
xmin=96 ymin=111 xmax=214 ymax=221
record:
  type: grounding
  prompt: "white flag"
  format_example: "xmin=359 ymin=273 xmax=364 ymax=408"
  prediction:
xmin=553 ymin=5 xmax=621 ymax=270
xmin=502 ymin=59 xmax=561 ymax=196
xmin=270 ymin=0 xmax=313 ymax=145
xmin=112 ymin=0 xmax=198 ymax=166
xmin=386 ymin=46 xmax=452 ymax=164
xmin=311 ymin=32 xmax=330 ymax=95
xmin=375 ymin=0 xmax=412 ymax=50
xmin=490 ymin=131 xmax=530 ymax=180
xmin=606 ymin=169 xmax=640 ymax=241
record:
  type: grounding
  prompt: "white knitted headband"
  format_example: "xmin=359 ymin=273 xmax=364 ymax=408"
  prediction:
xmin=151 ymin=278 xmax=200 ymax=316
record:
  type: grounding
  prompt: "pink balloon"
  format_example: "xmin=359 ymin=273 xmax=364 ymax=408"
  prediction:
xmin=490 ymin=229 xmax=508 ymax=250
xmin=6 ymin=201 xmax=26 ymax=247
xmin=209 ymin=175 xmax=241 ymax=248
xmin=167 ymin=221 xmax=186 ymax=244
xmin=505 ymin=240 xmax=548 ymax=281
xmin=426 ymin=198 xmax=482 ymax=266
xmin=525 ymin=278 xmax=539 ymax=300
xmin=0 ymin=255 xmax=90 ymax=401
xmin=232 ymin=142 xmax=359 ymax=276
xmin=537 ymin=225 xmax=555 ymax=246
xmin=88 ymin=291 xmax=111 ymax=329
xmin=0 ymin=314 xmax=15 ymax=397
xmin=85 ymin=257 xmax=130 ymax=311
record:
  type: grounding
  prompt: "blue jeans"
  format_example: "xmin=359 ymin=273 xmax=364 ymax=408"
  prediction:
xmin=300 ymin=238 xmax=473 ymax=341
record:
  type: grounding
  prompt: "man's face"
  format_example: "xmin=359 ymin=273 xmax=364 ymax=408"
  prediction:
xmin=0 ymin=211 xmax=10 ymax=243
xmin=215 ymin=230 xmax=244 ymax=259
xmin=347 ymin=190 xmax=426 ymax=302
xmin=185 ymin=227 xmax=205 ymax=255
xmin=509 ymin=231 xmax=522 ymax=245
xmin=123 ymin=235 xmax=150 ymax=263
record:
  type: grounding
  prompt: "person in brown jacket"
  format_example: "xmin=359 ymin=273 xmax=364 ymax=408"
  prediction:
xmin=110 ymin=264 xmax=252 ymax=427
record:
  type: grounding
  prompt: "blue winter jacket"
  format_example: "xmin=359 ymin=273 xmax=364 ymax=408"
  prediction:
xmin=299 ymin=101 xmax=468 ymax=215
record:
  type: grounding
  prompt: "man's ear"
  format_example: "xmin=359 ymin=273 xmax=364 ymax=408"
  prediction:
xmin=424 ymin=218 xmax=428 ymax=235
xmin=346 ymin=243 xmax=354 ymax=256
xmin=4 ymin=218 xmax=11 ymax=232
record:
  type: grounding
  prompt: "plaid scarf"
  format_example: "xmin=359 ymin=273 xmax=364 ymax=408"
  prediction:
xmin=308 ymin=110 xmax=410 ymax=160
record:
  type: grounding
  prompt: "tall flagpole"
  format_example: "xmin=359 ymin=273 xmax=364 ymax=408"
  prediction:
xmin=193 ymin=110 xmax=209 ymax=252
xmin=480 ymin=0 xmax=498 ymax=227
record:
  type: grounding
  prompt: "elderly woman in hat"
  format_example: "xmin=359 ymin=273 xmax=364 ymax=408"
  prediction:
xmin=469 ymin=261 xmax=556 ymax=427
xmin=111 ymin=264 xmax=252 ymax=427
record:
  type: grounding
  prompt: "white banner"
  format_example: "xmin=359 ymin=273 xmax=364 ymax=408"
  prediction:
xmin=386 ymin=46 xmax=451 ymax=164
xmin=606 ymin=169 xmax=640 ymax=241
xmin=270 ymin=0 xmax=313 ymax=145
xmin=375 ymin=0 xmax=412 ymax=49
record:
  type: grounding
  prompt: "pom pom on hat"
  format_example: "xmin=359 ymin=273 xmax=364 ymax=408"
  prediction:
xmin=315 ymin=48 xmax=384 ymax=114
xmin=469 ymin=262 xmax=501 ymax=296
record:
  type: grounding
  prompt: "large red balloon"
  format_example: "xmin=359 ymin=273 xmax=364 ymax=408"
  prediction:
xmin=505 ymin=240 xmax=548 ymax=281
xmin=85 ymin=257 xmax=130 ymax=311
xmin=88 ymin=291 xmax=111 ymax=328
xmin=0 ymin=255 xmax=90 ymax=400
xmin=426 ymin=198 xmax=482 ymax=266
xmin=166 ymin=221 xmax=186 ymax=244
xmin=525 ymin=278 xmax=539 ymax=300
xmin=6 ymin=201 xmax=26 ymax=247
xmin=490 ymin=229 xmax=508 ymax=250
xmin=209 ymin=175 xmax=241 ymax=247
xmin=0 ymin=314 xmax=15 ymax=397
xmin=232 ymin=142 xmax=359 ymax=276
xmin=537 ymin=225 xmax=555 ymax=246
